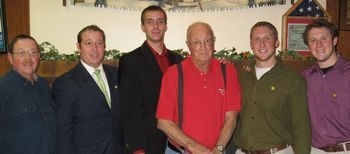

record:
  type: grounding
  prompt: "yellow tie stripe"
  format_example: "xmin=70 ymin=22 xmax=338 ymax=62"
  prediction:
xmin=94 ymin=69 xmax=111 ymax=108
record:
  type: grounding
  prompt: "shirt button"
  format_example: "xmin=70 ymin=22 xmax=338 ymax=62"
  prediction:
xmin=253 ymin=101 xmax=257 ymax=104
xmin=332 ymin=93 xmax=337 ymax=98
xmin=204 ymin=86 xmax=207 ymax=89
xmin=251 ymin=116 xmax=255 ymax=119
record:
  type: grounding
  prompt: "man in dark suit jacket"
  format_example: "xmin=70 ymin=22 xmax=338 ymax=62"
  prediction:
xmin=52 ymin=25 xmax=124 ymax=154
xmin=118 ymin=5 xmax=183 ymax=154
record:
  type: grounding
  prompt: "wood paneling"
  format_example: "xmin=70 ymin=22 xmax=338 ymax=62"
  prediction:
xmin=327 ymin=0 xmax=350 ymax=60
xmin=4 ymin=0 xmax=30 ymax=41
xmin=327 ymin=0 xmax=339 ymax=24
xmin=0 ymin=55 xmax=10 ymax=75
xmin=0 ymin=0 xmax=29 ymax=75
xmin=339 ymin=31 xmax=350 ymax=59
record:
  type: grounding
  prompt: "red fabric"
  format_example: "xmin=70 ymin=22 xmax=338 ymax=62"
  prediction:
xmin=147 ymin=42 xmax=170 ymax=74
xmin=156 ymin=57 xmax=241 ymax=149
xmin=132 ymin=149 xmax=145 ymax=154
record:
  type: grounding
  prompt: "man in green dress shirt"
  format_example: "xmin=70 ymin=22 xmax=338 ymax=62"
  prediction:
xmin=233 ymin=21 xmax=311 ymax=154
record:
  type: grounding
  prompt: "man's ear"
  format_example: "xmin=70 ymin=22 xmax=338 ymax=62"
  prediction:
xmin=275 ymin=39 xmax=280 ymax=48
xmin=164 ymin=24 xmax=168 ymax=32
xmin=7 ymin=53 xmax=13 ymax=65
xmin=141 ymin=24 xmax=145 ymax=33
xmin=76 ymin=43 xmax=81 ymax=53
xmin=333 ymin=36 xmax=338 ymax=46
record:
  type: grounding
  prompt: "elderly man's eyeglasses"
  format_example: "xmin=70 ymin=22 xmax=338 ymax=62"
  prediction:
xmin=188 ymin=38 xmax=215 ymax=47
xmin=13 ymin=50 xmax=39 ymax=57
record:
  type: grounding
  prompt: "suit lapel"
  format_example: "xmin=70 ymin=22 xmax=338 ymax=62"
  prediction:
xmin=76 ymin=62 xmax=94 ymax=83
xmin=140 ymin=42 xmax=163 ymax=77
xmin=76 ymin=62 xmax=111 ymax=111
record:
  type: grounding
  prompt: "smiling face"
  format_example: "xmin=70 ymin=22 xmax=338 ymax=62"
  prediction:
xmin=77 ymin=30 xmax=105 ymax=68
xmin=250 ymin=26 xmax=279 ymax=67
xmin=8 ymin=38 xmax=40 ymax=81
xmin=141 ymin=10 xmax=167 ymax=44
xmin=186 ymin=23 xmax=215 ymax=65
xmin=306 ymin=27 xmax=338 ymax=67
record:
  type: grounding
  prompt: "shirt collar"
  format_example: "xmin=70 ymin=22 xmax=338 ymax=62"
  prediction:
xmin=80 ymin=60 xmax=104 ymax=76
xmin=188 ymin=57 xmax=214 ymax=75
xmin=146 ymin=42 xmax=167 ymax=56
xmin=310 ymin=54 xmax=345 ymax=73
xmin=9 ymin=69 xmax=37 ymax=86
xmin=249 ymin=58 xmax=283 ymax=72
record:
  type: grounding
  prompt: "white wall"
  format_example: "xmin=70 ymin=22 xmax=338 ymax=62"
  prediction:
xmin=30 ymin=0 xmax=326 ymax=54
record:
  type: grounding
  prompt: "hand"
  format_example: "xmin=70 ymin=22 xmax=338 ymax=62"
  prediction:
xmin=217 ymin=58 xmax=232 ymax=65
xmin=133 ymin=149 xmax=145 ymax=154
xmin=188 ymin=144 xmax=213 ymax=154
xmin=242 ymin=64 xmax=251 ymax=72
xmin=212 ymin=148 xmax=223 ymax=154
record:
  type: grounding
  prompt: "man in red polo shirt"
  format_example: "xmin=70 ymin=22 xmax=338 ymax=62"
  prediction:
xmin=156 ymin=22 xmax=241 ymax=154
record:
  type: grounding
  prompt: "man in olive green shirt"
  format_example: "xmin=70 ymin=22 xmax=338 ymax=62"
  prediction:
xmin=233 ymin=21 xmax=311 ymax=154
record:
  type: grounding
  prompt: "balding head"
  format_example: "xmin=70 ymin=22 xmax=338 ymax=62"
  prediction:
xmin=186 ymin=22 xmax=215 ymax=42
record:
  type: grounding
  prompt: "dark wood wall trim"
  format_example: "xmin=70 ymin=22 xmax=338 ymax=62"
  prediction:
xmin=327 ymin=0 xmax=350 ymax=59
xmin=327 ymin=0 xmax=339 ymax=24
xmin=5 ymin=0 xmax=30 ymax=41
xmin=0 ymin=0 xmax=29 ymax=75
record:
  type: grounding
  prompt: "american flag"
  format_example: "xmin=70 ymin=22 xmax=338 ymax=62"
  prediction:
xmin=288 ymin=0 xmax=326 ymax=17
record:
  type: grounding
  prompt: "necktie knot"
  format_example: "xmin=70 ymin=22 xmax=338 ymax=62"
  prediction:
xmin=94 ymin=69 xmax=101 ymax=75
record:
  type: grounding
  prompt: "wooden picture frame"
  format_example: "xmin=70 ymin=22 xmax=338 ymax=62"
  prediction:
xmin=339 ymin=0 xmax=350 ymax=30
xmin=0 ymin=0 xmax=7 ymax=53
xmin=282 ymin=17 xmax=316 ymax=56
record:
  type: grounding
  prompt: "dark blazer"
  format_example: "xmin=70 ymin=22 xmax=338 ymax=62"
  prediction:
xmin=52 ymin=62 xmax=124 ymax=154
xmin=118 ymin=41 xmax=183 ymax=154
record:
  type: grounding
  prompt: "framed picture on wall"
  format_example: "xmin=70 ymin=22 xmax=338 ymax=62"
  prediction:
xmin=282 ymin=17 xmax=315 ymax=56
xmin=0 ymin=0 xmax=7 ymax=53
xmin=339 ymin=0 xmax=350 ymax=31
xmin=283 ymin=17 xmax=315 ymax=55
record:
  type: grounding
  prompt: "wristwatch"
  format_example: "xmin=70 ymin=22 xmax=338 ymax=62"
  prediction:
xmin=216 ymin=145 xmax=224 ymax=152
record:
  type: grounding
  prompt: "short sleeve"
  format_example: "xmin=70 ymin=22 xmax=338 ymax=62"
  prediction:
xmin=224 ymin=64 xmax=241 ymax=112
xmin=156 ymin=65 xmax=179 ymax=123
